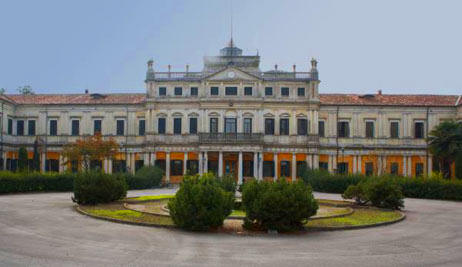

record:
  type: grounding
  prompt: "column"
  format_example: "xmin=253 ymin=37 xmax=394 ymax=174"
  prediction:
xmin=150 ymin=152 xmax=156 ymax=166
xmin=377 ymin=156 xmax=383 ymax=176
xmin=353 ymin=155 xmax=357 ymax=173
xmin=291 ymin=153 xmax=296 ymax=182
xmin=198 ymin=152 xmax=203 ymax=175
xmin=144 ymin=152 xmax=149 ymax=166
xmin=427 ymin=156 xmax=432 ymax=176
xmin=273 ymin=153 xmax=278 ymax=181
xmin=253 ymin=152 xmax=258 ymax=178
xmin=183 ymin=152 xmax=188 ymax=175
xmin=403 ymin=156 xmax=407 ymax=177
xmin=2 ymin=152 xmax=6 ymax=170
xmin=103 ymin=158 xmax=108 ymax=173
xmin=357 ymin=155 xmax=362 ymax=174
xmin=306 ymin=154 xmax=312 ymax=169
xmin=328 ymin=155 xmax=333 ymax=173
xmin=41 ymin=152 xmax=46 ymax=172
xmin=382 ymin=156 xmax=387 ymax=175
xmin=258 ymin=152 xmax=263 ymax=180
xmin=332 ymin=155 xmax=337 ymax=173
xmin=313 ymin=154 xmax=319 ymax=170
xmin=108 ymin=158 xmax=113 ymax=174
xmin=238 ymin=151 xmax=243 ymax=185
xmin=407 ymin=156 xmax=412 ymax=176
xmin=218 ymin=151 xmax=223 ymax=177
xmin=130 ymin=153 xmax=136 ymax=174
xmin=125 ymin=153 xmax=130 ymax=173
xmin=204 ymin=152 xmax=208 ymax=173
xmin=166 ymin=152 xmax=171 ymax=183
xmin=59 ymin=154 xmax=65 ymax=173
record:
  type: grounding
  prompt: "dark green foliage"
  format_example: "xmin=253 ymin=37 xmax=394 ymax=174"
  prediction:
xmin=342 ymin=183 xmax=367 ymax=205
xmin=0 ymin=171 xmax=75 ymax=193
xmin=343 ymin=178 xmax=404 ymax=210
xmin=18 ymin=147 xmax=28 ymax=172
xmin=32 ymin=140 xmax=40 ymax=172
xmin=125 ymin=166 xmax=163 ymax=189
xmin=73 ymin=171 xmax=127 ymax=205
xmin=168 ymin=173 xmax=234 ymax=231
xmin=301 ymin=169 xmax=363 ymax=193
xmin=456 ymin=153 xmax=462 ymax=179
xmin=218 ymin=174 xmax=237 ymax=193
xmin=242 ymin=179 xmax=318 ymax=232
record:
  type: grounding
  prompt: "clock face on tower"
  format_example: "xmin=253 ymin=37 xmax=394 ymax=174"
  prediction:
xmin=227 ymin=71 xmax=235 ymax=78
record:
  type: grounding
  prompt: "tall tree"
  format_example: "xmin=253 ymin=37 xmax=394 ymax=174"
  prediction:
xmin=33 ymin=139 xmax=41 ymax=171
xmin=18 ymin=147 xmax=29 ymax=172
xmin=62 ymin=133 xmax=118 ymax=172
xmin=428 ymin=121 xmax=462 ymax=178
xmin=17 ymin=85 xmax=34 ymax=95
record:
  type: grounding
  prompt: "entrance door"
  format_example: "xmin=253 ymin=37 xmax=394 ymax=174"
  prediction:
xmin=224 ymin=159 xmax=238 ymax=180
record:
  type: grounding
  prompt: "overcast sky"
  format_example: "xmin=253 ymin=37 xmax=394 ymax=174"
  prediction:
xmin=1 ymin=0 xmax=461 ymax=95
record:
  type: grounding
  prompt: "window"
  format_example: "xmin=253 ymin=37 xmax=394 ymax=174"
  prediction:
xmin=187 ymin=160 xmax=198 ymax=175
xmin=224 ymin=118 xmax=236 ymax=133
xmin=280 ymin=161 xmax=291 ymax=177
xmin=135 ymin=160 xmax=144 ymax=172
xmin=244 ymin=87 xmax=252 ymax=96
xmin=390 ymin=162 xmax=399 ymax=175
xmin=338 ymin=163 xmax=348 ymax=175
xmin=208 ymin=160 xmax=218 ymax=175
xmin=16 ymin=120 xmax=24 ymax=136
xmin=170 ymin=160 xmax=183 ymax=176
xmin=265 ymin=87 xmax=273 ymax=96
xmin=281 ymin=87 xmax=289 ymax=96
xmin=319 ymin=162 xmax=328 ymax=171
xmin=89 ymin=160 xmax=102 ymax=171
xmin=46 ymin=159 xmax=60 ymax=172
xmin=337 ymin=121 xmax=350 ymax=138
xmin=49 ymin=120 xmax=57 ymax=136
xmin=71 ymin=120 xmax=79 ymax=136
xmin=210 ymin=87 xmax=219 ymax=96
xmin=415 ymin=163 xmax=424 ymax=177
xmin=190 ymin=87 xmax=198 ymax=96
xmin=113 ymin=160 xmax=127 ymax=173
xmin=263 ymin=161 xmax=274 ymax=177
xmin=365 ymin=121 xmax=374 ymax=138
xmin=189 ymin=117 xmax=197 ymax=134
xmin=174 ymin=87 xmax=182 ymax=96
xmin=297 ymin=119 xmax=308 ymax=135
xmin=298 ymin=88 xmax=305 ymax=96
xmin=159 ymin=87 xmax=166 ymax=96
xmin=8 ymin=119 xmax=13 ymax=135
xmin=243 ymin=118 xmax=252 ymax=134
xmin=390 ymin=121 xmax=399 ymax=138
xmin=28 ymin=120 xmax=35 ymax=136
xmin=318 ymin=121 xmax=325 ymax=137
xmin=225 ymin=87 xmax=237 ymax=96
xmin=209 ymin=118 xmax=218 ymax=133
xmin=158 ymin=118 xmax=166 ymax=134
xmin=155 ymin=160 xmax=166 ymax=172
xmin=138 ymin=119 xmax=145 ymax=136
xmin=265 ymin=118 xmax=274 ymax=135
xmin=365 ymin=162 xmax=374 ymax=176
xmin=297 ymin=161 xmax=307 ymax=177
xmin=116 ymin=120 xmax=124 ymax=136
xmin=94 ymin=120 xmax=102 ymax=134
xmin=243 ymin=160 xmax=254 ymax=177
xmin=414 ymin=122 xmax=424 ymax=139
xmin=173 ymin=118 xmax=182 ymax=135
xmin=280 ymin=118 xmax=289 ymax=135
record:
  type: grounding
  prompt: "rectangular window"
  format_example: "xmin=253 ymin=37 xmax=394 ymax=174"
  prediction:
xmin=297 ymin=161 xmax=307 ymax=177
xmin=209 ymin=118 xmax=218 ymax=133
xmin=116 ymin=120 xmax=124 ymax=136
xmin=265 ymin=87 xmax=273 ymax=96
xmin=158 ymin=118 xmax=166 ymax=134
xmin=298 ymin=88 xmax=305 ymax=96
xmin=390 ymin=121 xmax=399 ymax=138
xmin=173 ymin=118 xmax=182 ymax=135
xmin=365 ymin=162 xmax=374 ymax=176
xmin=297 ymin=119 xmax=308 ymax=135
xmin=338 ymin=163 xmax=348 ymax=175
xmin=187 ymin=160 xmax=199 ymax=175
xmin=280 ymin=118 xmax=289 ymax=135
xmin=281 ymin=87 xmax=289 ymax=96
xmin=414 ymin=122 xmax=424 ymax=139
xmin=243 ymin=160 xmax=254 ymax=177
xmin=159 ymin=87 xmax=166 ymax=96
xmin=225 ymin=87 xmax=237 ymax=96
xmin=135 ymin=160 xmax=144 ymax=172
xmin=318 ymin=121 xmax=325 ymax=137
xmin=171 ymin=160 xmax=183 ymax=176
xmin=138 ymin=119 xmax=145 ymax=136
xmin=190 ymin=87 xmax=198 ymax=96
xmin=365 ymin=121 xmax=374 ymax=138
xmin=224 ymin=118 xmax=237 ymax=133
xmin=71 ymin=120 xmax=79 ymax=136
xmin=338 ymin=121 xmax=350 ymax=138
xmin=49 ymin=120 xmax=57 ymax=136
xmin=174 ymin=87 xmax=182 ymax=96
xmin=390 ymin=162 xmax=399 ymax=175
xmin=244 ymin=87 xmax=252 ymax=96
xmin=189 ymin=117 xmax=197 ymax=134
xmin=8 ymin=119 xmax=13 ymax=135
xmin=265 ymin=118 xmax=275 ymax=135
xmin=28 ymin=120 xmax=36 ymax=136
xmin=210 ymin=87 xmax=219 ymax=96
xmin=94 ymin=120 xmax=102 ymax=135
xmin=280 ymin=161 xmax=291 ymax=177
xmin=319 ymin=162 xmax=328 ymax=171
xmin=155 ymin=160 xmax=166 ymax=173
xmin=16 ymin=120 xmax=24 ymax=136
xmin=243 ymin=118 xmax=252 ymax=134
xmin=263 ymin=161 xmax=274 ymax=177
xmin=415 ymin=163 xmax=424 ymax=177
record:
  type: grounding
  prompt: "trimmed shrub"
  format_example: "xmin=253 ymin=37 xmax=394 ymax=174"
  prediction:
xmin=301 ymin=169 xmax=363 ymax=193
xmin=343 ymin=178 xmax=404 ymax=210
xmin=342 ymin=183 xmax=367 ymax=205
xmin=0 ymin=171 xmax=75 ymax=193
xmin=72 ymin=171 xmax=127 ymax=205
xmin=168 ymin=173 xmax=234 ymax=231
xmin=242 ymin=179 xmax=318 ymax=232
xmin=126 ymin=166 xmax=163 ymax=189
xmin=218 ymin=174 xmax=237 ymax=193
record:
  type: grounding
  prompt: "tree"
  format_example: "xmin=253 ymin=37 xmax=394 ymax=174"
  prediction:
xmin=32 ymin=139 xmax=41 ymax=171
xmin=0 ymin=88 xmax=5 ymax=95
xmin=18 ymin=147 xmax=29 ymax=172
xmin=63 ymin=133 xmax=118 ymax=172
xmin=17 ymin=85 xmax=34 ymax=95
xmin=428 ymin=121 xmax=462 ymax=178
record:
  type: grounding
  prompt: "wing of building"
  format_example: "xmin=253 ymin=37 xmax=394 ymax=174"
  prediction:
xmin=1 ymin=40 xmax=461 ymax=181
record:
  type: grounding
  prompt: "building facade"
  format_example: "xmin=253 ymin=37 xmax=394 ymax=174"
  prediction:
xmin=1 ymin=41 xmax=461 ymax=182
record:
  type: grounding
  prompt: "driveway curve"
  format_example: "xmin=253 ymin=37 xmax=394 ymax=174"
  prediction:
xmin=0 ymin=189 xmax=461 ymax=267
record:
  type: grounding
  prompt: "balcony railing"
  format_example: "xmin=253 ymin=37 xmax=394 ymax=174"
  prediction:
xmin=199 ymin=133 xmax=263 ymax=144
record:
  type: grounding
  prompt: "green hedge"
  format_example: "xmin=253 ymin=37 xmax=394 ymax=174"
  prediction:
xmin=302 ymin=169 xmax=462 ymax=201
xmin=125 ymin=166 xmax=163 ymax=190
xmin=73 ymin=171 xmax=127 ymax=205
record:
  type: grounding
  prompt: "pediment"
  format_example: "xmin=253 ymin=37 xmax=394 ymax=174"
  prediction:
xmin=205 ymin=67 xmax=260 ymax=81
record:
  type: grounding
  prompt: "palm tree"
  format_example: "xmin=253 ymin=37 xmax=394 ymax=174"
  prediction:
xmin=428 ymin=121 xmax=462 ymax=178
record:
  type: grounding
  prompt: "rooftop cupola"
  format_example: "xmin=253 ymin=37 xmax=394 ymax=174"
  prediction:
xmin=220 ymin=38 xmax=243 ymax=57
xmin=146 ymin=58 xmax=155 ymax=80
xmin=310 ymin=58 xmax=319 ymax=80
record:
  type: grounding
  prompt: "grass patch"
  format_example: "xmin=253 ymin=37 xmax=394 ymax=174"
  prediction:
xmin=316 ymin=199 xmax=353 ymax=207
xmin=312 ymin=206 xmax=351 ymax=218
xmin=126 ymin=194 xmax=174 ymax=201
xmin=230 ymin=210 xmax=246 ymax=217
xmin=306 ymin=208 xmax=402 ymax=228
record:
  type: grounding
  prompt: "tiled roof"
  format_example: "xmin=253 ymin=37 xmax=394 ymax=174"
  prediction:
xmin=319 ymin=93 xmax=460 ymax=107
xmin=5 ymin=93 xmax=146 ymax=105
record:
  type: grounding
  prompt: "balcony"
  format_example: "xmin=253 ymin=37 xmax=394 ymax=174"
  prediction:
xmin=319 ymin=137 xmax=428 ymax=149
xmin=199 ymin=133 xmax=263 ymax=144
xmin=263 ymin=135 xmax=319 ymax=146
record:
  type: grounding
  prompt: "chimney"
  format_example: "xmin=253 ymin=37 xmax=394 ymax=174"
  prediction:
xmin=85 ymin=89 xmax=89 ymax=94
xmin=378 ymin=90 xmax=382 ymax=95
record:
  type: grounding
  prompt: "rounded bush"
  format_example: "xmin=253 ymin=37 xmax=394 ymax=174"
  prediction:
xmin=242 ymin=179 xmax=318 ymax=232
xmin=126 ymin=166 xmax=163 ymax=189
xmin=365 ymin=178 xmax=404 ymax=210
xmin=73 ymin=171 xmax=127 ymax=205
xmin=168 ymin=173 xmax=234 ymax=231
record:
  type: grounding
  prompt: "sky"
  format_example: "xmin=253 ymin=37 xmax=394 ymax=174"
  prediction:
xmin=0 ymin=0 xmax=461 ymax=95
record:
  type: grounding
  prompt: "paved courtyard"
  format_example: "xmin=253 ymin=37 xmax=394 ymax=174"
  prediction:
xmin=0 ymin=189 xmax=461 ymax=266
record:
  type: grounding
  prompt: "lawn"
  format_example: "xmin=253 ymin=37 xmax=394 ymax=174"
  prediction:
xmin=306 ymin=208 xmax=402 ymax=228
xmin=125 ymin=194 xmax=175 ymax=202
